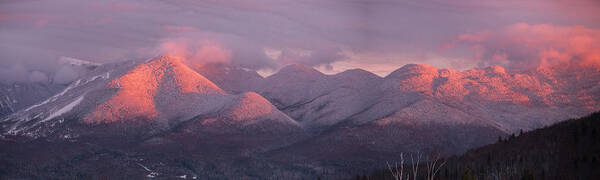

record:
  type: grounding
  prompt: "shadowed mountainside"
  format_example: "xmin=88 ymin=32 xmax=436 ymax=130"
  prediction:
xmin=363 ymin=111 xmax=600 ymax=180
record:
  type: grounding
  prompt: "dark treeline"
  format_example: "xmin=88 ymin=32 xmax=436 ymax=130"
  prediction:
xmin=355 ymin=112 xmax=600 ymax=180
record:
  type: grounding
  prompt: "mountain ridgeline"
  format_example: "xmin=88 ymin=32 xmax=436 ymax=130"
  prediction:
xmin=0 ymin=56 xmax=598 ymax=179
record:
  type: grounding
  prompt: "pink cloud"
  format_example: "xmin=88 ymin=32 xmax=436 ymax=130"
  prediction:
xmin=449 ymin=23 xmax=600 ymax=70
xmin=457 ymin=32 xmax=489 ymax=42
xmin=193 ymin=41 xmax=232 ymax=64
xmin=159 ymin=38 xmax=232 ymax=67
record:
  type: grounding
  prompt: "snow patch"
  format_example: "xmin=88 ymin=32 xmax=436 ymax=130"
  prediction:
xmin=137 ymin=163 xmax=159 ymax=178
xmin=1 ymin=96 xmax=14 ymax=112
xmin=83 ymin=72 xmax=110 ymax=84
xmin=41 ymin=95 xmax=85 ymax=123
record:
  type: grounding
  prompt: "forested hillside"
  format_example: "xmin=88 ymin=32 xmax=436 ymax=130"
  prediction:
xmin=362 ymin=112 xmax=600 ymax=180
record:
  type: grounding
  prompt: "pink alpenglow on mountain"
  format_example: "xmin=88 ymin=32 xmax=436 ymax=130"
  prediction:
xmin=84 ymin=57 xmax=225 ymax=124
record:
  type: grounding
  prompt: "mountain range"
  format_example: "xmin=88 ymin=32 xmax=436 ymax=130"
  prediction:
xmin=0 ymin=56 xmax=598 ymax=179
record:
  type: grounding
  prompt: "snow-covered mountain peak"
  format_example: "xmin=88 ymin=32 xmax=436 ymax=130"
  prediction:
xmin=334 ymin=68 xmax=381 ymax=80
xmin=386 ymin=64 xmax=438 ymax=79
xmin=191 ymin=62 xmax=264 ymax=94
xmin=84 ymin=56 xmax=226 ymax=124
xmin=273 ymin=64 xmax=325 ymax=78
xmin=2 ymin=56 xmax=307 ymax=139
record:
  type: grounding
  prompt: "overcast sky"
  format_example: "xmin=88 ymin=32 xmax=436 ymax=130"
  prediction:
xmin=1 ymin=0 xmax=599 ymax=81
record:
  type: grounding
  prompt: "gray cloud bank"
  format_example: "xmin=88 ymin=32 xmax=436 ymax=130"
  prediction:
xmin=1 ymin=0 xmax=599 ymax=82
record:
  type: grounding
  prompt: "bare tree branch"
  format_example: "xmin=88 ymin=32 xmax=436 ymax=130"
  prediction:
xmin=387 ymin=153 xmax=405 ymax=180
xmin=410 ymin=152 xmax=421 ymax=180
xmin=425 ymin=152 xmax=446 ymax=180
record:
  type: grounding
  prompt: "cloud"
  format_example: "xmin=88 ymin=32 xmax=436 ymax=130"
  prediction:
xmin=1 ymin=0 xmax=599 ymax=82
xmin=158 ymin=26 xmax=347 ymax=71
xmin=53 ymin=65 xmax=80 ymax=84
xmin=271 ymin=47 xmax=347 ymax=70
xmin=447 ymin=23 xmax=600 ymax=70
xmin=28 ymin=71 xmax=49 ymax=83
xmin=0 ymin=64 xmax=29 ymax=83
xmin=156 ymin=29 xmax=274 ymax=70
xmin=159 ymin=38 xmax=232 ymax=65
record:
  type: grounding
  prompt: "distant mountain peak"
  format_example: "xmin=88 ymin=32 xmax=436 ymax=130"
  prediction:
xmin=386 ymin=64 xmax=438 ymax=79
xmin=336 ymin=68 xmax=380 ymax=78
xmin=276 ymin=64 xmax=324 ymax=77
xmin=190 ymin=62 xmax=264 ymax=94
